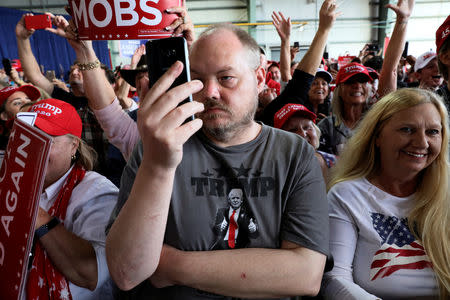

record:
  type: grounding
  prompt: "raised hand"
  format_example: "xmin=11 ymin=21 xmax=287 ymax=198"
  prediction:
xmin=45 ymin=12 xmax=69 ymax=38
xmin=386 ymin=0 xmax=414 ymax=22
xmin=272 ymin=11 xmax=291 ymax=42
xmin=131 ymin=44 xmax=146 ymax=67
xmin=165 ymin=5 xmax=195 ymax=47
xmin=15 ymin=14 xmax=35 ymax=40
xmin=137 ymin=61 xmax=204 ymax=170
xmin=319 ymin=0 xmax=342 ymax=31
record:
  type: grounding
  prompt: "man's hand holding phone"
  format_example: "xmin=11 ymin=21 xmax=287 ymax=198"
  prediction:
xmin=137 ymin=61 xmax=204 ymax=171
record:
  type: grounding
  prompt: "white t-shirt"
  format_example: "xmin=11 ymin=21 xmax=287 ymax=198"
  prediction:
xmin=323 ymin=177 xmax=438 ymax=300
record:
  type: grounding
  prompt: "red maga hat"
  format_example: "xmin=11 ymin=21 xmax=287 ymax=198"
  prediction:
xmin=0 ymin=85 xmax=40 ymax=107
xmin=436 ymin=15 xmax=450 ymax=53
xmin=274 ymin=103 xmax=317 ymax=129
xmin=335 ymin=62 xmax=372 ymax=85
xmin=30 ymin=98 xmax=82 ymax=138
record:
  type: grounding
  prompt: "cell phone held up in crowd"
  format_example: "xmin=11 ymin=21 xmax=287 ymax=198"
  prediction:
xmin=24 ymin=15 xmax=52 ymax=30
xmin=145 ymin=37 xmax=194 ymax=121
xmin=293 ymin=41 xmax=300 ymax=48
xmin=2 ymin=58 xmax=12 ymax=76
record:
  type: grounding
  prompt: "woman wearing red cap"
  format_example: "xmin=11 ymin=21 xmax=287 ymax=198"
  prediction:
xmin=0 ymin=85 xmax=41 ymax=149
xmin=317 ymin=62 xmax=373 ymax=155
xmin=274 ymin=103 xmax=337 ymax=179
xmin=25 ymin=98 xmax=118 ymax=299
xmin=318 ymin=0 xmax=414 ymax=156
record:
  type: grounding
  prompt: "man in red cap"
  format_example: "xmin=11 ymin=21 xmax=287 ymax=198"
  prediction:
xmin=436 ymin=15 xmax=450 ymax=107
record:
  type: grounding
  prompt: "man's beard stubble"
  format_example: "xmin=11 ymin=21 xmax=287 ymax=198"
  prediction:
xmin=199 ymin=97 xmax=258 ymax=143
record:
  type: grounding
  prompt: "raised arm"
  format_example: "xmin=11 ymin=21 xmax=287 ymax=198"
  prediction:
xmin=297 ymin=0 xmax=340 ymax=75
xmin=377 ymin=0 xmax=414 ymax=98
xmin=272 ymin=11 xmax=293 ymax=82
xmin=15 ymin=14 xmax=54 ymax=95
xmin=60 ymin=16 xmax=116 ymax=110
xmin=115 ymin=45 xmax=145 ymax=109
xmin=106 ymin=62 xmax=205 ymax=290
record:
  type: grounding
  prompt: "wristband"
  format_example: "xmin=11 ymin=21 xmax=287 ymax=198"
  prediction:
xmin=76 ymin=59 xmax=100 ymax=71
xmin=35 ymin=217 xmax=60 ymax=239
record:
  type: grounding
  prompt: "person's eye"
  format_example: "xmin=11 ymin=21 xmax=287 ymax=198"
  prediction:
xmin=399 ymin=127 xmax=413 ymax=134
xmin=219 ymin=76 xmax=236 ymax=87
xmin=426 ymin=128 xmax=441 ymax=136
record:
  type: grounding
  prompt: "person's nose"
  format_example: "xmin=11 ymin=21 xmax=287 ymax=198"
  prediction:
xmin=413 ymin=130 xmax=429 ymax=148
xmin=296 ymin=128 xmax=307 ymax=138
xmin=202 ymin=79 xmax=220 ymax=100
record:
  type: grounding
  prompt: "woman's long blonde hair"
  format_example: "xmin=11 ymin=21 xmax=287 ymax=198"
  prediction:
xmin=329 ymin=88 xmax=450 ymax=297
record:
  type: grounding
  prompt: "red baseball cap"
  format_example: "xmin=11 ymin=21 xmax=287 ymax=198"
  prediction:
xmin=30 ymin=98 xmax=82 ymax=138
xmin=11 ymin=59 xmax=22 ymax=72
xmin=0 ymin=85 xmax=40 ymax=107
xmin=436 ymin=15 xmax=450 ymax=53
xmin=335 ymin=63 xmax=372 ymax=85
xmin=274 ymin=103 xmax=317 ymax=129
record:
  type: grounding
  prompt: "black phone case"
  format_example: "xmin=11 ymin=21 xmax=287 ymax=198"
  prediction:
xmin=145 ymin=37 xmax=194 ymax=120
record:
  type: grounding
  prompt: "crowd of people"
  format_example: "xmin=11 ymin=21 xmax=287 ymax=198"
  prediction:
xmin=0 ymin=0 xmax=449 ymax=299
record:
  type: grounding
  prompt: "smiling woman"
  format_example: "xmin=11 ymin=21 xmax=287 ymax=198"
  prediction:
xmin=323 ymin=88 xmax=450 ymax=299
xmin=317 ymin=62 xmax=373 ymax=155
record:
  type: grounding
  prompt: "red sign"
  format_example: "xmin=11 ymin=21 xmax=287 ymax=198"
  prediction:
xmin=69 ymin=0 xmax=183 ymax=40
xmin=0 ymin=119 xmax=52 ymax=299
xmin=338 ymin=55 xmax=356 ymax=68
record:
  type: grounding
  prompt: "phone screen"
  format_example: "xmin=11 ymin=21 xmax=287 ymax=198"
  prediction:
xmin=146 ymin=37 xmax=194 ymax=121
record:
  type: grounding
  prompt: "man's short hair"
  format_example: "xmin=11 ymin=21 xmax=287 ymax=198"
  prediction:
xmin=195 ymin=23 xmax=261 ymax=70
xmin=438 ymin=38 xmax=450 ymax=81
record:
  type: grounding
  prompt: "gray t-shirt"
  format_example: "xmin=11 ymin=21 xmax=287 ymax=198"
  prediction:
xmin=112 ymin=124 xmax=329 ymax=299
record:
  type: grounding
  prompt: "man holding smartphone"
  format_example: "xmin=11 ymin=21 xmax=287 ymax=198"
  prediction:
xmin=107 ymin=19 xmax=332 ymax=300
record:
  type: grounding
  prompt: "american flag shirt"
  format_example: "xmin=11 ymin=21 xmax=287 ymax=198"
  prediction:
xmin=324 ymin=178 xmax=438 ymax=300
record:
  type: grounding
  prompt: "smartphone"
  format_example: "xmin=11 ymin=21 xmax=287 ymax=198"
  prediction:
xmin=367 ymin=43 xmax=379 ymax=53
xmin=293 ymin=41 xmax=300 ymax=48
xmin=145 ymin=37 xmax=194 ymax=121
xmin=24 ymin=15 xmax=52 ymax=30
xmin=402 ymin=41 xmax=409 ymax=59
xmin=2 ymin=58 xmax=12 ymax=76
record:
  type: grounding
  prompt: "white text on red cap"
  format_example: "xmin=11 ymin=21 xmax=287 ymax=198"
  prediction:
xmin=345 ymin=65 xmax=365 ymax=73
xmin=32 ymin=103 xmax=62 ymax=116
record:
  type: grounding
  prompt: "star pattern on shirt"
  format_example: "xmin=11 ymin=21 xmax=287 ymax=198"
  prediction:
xmin=370 ymin=213 xmax=414 ymax=247
xmin=201 ymin=169 xmax=214 ymax=177
xmin=233 ymin=163 xmax=250 ymax=177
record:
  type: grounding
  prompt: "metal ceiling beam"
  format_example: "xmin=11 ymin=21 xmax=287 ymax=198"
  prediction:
xmin=247 ymin=0 xmax=256 ymax=38
xmin=377 ymin=0 xmax=390 ymax=47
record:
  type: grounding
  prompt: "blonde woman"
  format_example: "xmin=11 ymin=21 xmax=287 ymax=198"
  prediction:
xmin=322 ymin=88 xmax=450 ymax=299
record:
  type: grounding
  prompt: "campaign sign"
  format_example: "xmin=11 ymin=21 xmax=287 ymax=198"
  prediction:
xmin=338 ymin=55 xmax=356 ymax=68
xmin=0 ymin=119 xmax=51 ymax=299
xmin=69 ymin=0 xmax=182 ymax=40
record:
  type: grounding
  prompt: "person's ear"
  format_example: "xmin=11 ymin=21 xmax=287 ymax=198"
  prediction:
xmin=438 ymin=50 xmax=450 ymax=67
xmin=255 ymin=65 xmax=266 ymax=94
xmin=0 ymin=111 xmax=9 ymax=121
xmin=71 ymin=137 xmax=80 ymax=156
